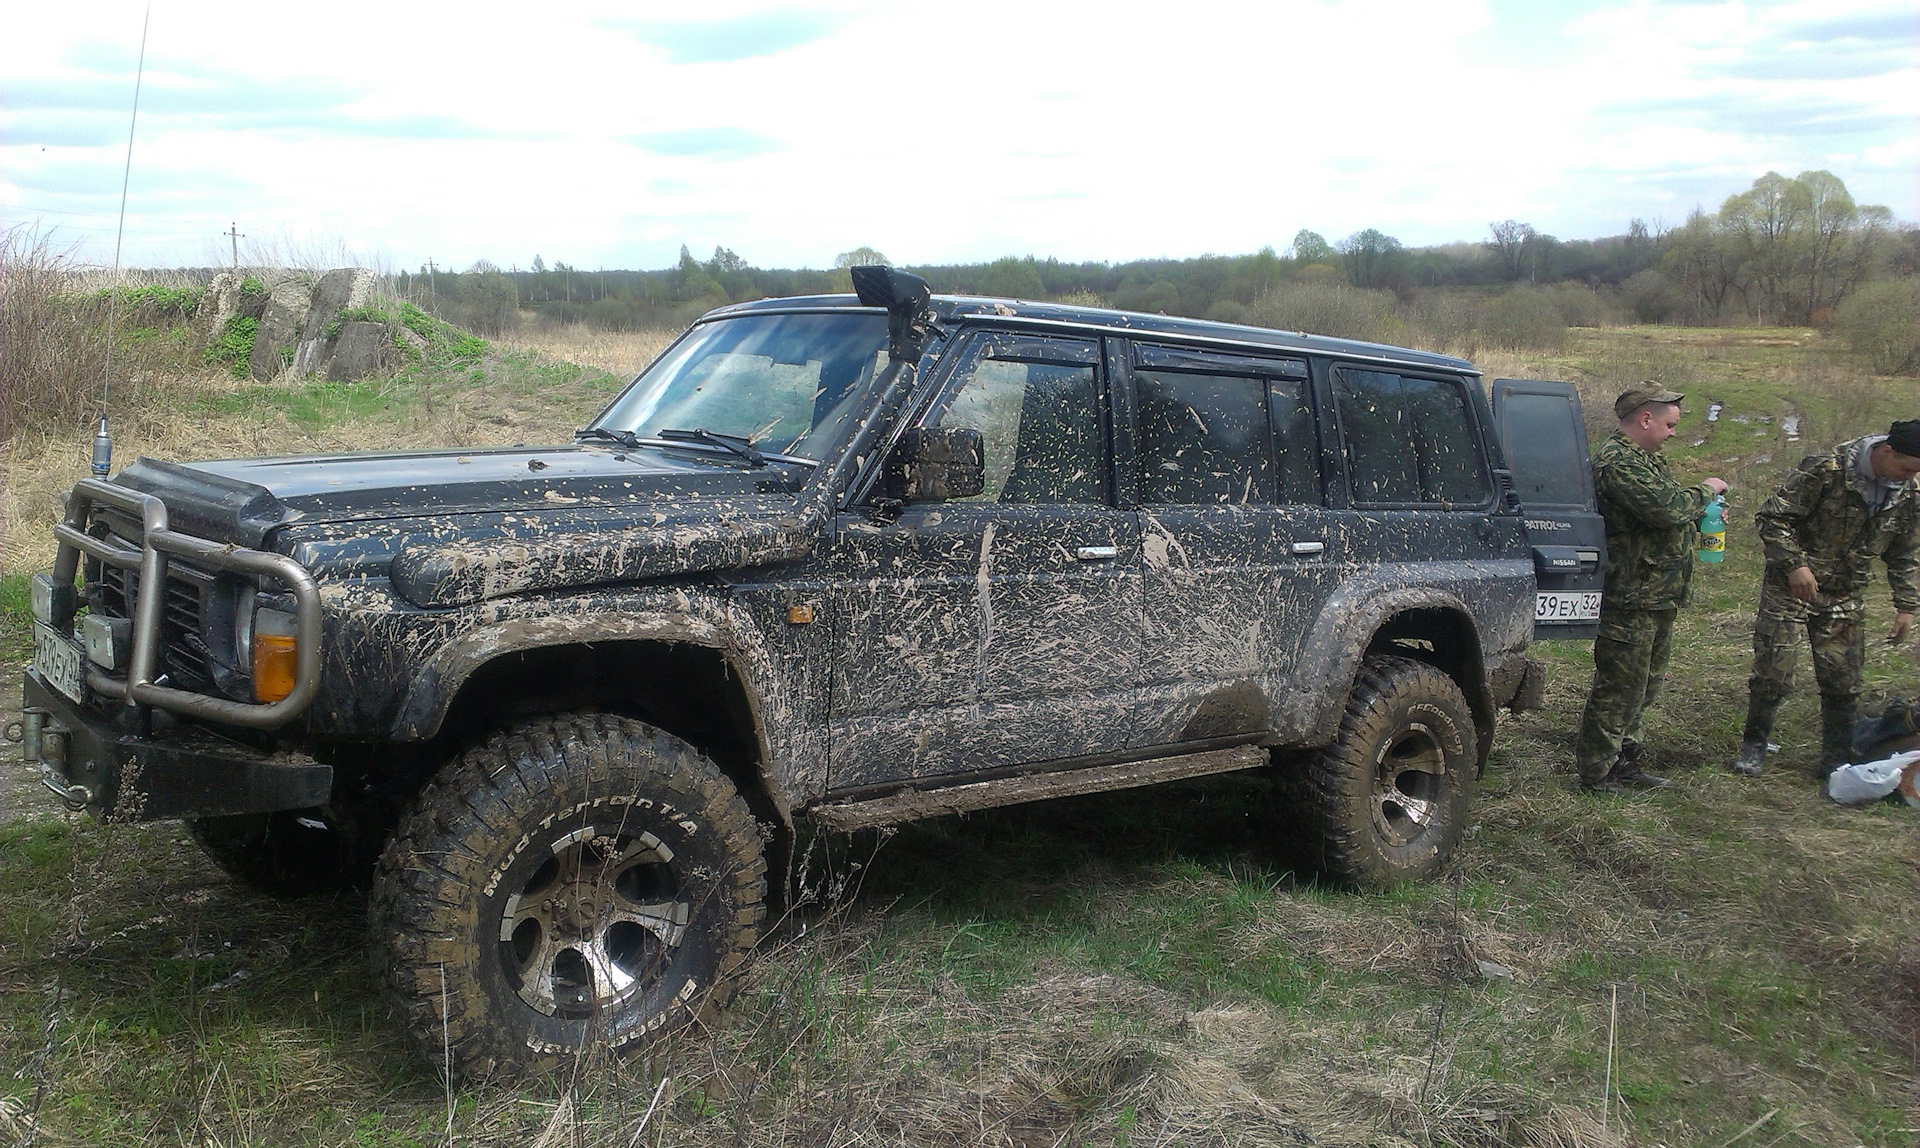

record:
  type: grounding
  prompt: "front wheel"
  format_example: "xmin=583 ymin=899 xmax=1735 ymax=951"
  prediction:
xmin=369 ymin=715 xmax=767 ymax=1081
xmin=1305 ymin=656 xmax=1478 ymax=887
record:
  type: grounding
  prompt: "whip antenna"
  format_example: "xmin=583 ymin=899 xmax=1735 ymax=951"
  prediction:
xmin=95 ymin=0 xmax=152 ymax=477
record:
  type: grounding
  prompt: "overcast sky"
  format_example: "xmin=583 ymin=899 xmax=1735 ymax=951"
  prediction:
xmin=2 ymin=0 xmax=1913 ymax=273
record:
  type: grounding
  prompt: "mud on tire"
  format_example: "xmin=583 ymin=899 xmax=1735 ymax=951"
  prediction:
xmin=368 ymin=714 xmax=767 ymax=1081
xmin=1306 ymin=655 xmax=1477 ymax=887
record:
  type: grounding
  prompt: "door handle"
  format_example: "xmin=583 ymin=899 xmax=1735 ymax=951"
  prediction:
xmin=1290 ymin=541 xmax=1325 ymax=555
xmin=1075 ymin=545 xmax=1119 ymax=560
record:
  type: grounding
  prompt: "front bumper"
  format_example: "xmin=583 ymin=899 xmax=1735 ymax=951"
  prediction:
xmin=19 ymin=669 xmax=332 ymax=822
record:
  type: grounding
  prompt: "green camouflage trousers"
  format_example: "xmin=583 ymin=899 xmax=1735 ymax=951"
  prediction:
xmin=1575 ymin=606 xmax=1675 ymax=783
xmin=1742 ymin=579 xmax=1865 ymax=765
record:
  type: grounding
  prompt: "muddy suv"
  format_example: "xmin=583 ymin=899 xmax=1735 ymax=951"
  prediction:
xmin=18 ymin=269 xmax=1598 ymax=1078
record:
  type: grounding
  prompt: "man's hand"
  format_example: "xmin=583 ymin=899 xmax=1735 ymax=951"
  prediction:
xmin=1703 ymin=477 xmax=1729 ymax=495
xmin=1788 ymin=565 xmax=1819 ymax=602
xmin=1890 ymin=613 xmax=1914 ymax=644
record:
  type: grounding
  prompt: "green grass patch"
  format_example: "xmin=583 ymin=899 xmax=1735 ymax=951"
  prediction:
xmin=77 ymin=283 xmax=202 ymax=320
xmin=0 ymin=572 xmax=29 ymax=658
xmin=205 ymin=314 xmax=259 ymax=377
xmin=2 ymin=325 xmax=1914 ymax=1145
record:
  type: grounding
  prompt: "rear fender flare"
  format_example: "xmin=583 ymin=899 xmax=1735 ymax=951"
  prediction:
xmin=1283 ymin=578 xmax=1485 ymax=747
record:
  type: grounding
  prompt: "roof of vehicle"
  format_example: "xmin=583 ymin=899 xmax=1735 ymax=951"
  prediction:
xmin=709 ymin=292 xmax=1478 ymax=374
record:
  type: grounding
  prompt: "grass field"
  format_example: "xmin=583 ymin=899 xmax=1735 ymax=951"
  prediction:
xmin=1 ymin=323 xmax=1915 ymax=1147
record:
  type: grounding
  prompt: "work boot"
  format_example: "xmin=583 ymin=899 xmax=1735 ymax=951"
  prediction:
xmin=1741 ymin=693 xmax=1780 ymax=748
xmin=1819 ymin=699 xmax=1859 ymax=780
xmin=1584 ymin=757 xmax=1673 ymax=793
xmin=1730 ymin=739 xmax=1766 ymax=777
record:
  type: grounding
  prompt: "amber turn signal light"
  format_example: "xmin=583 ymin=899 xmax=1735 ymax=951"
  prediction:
xmin=251 ymin=608 xmax=300 ymax=702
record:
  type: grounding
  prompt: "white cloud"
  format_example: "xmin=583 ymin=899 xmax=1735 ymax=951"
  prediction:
xmin=0 ymin=0 xmax=1911 ymax=270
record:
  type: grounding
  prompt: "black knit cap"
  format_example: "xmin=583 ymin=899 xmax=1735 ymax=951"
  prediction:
xmin=1888 ymin=420 xmax=1920 ymax=458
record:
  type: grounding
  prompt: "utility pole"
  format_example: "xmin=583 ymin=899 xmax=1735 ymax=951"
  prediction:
xmin=223 ymin=221 xmax=245 ymax=269
xmin=427 ymin=258 xmax=437 ymax=302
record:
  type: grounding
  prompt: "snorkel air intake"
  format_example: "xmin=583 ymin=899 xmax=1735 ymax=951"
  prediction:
xmin=850 ymin=265 xmax=933 ymax=361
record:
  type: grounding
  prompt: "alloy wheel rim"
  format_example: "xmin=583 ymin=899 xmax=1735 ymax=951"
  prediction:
xmin=498 ymin=825 xmax=692 ymax=1018
xmin=1371 ymin=723 xmax=1445 ymax=848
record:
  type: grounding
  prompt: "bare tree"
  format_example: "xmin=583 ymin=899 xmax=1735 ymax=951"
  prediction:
xmin=1487 ymin=220 xmax=1537 ymax=280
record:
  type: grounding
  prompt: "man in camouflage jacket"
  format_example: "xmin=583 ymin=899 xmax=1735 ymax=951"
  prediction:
xmin=1575 ymin=384 xmax=1727 ymax=791
xmin=1733 ymin=421 xmax=1920 ymax=777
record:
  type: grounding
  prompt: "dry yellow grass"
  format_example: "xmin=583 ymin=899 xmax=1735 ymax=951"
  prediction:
xmin=496 ymin=323 xmax=681 ymax=380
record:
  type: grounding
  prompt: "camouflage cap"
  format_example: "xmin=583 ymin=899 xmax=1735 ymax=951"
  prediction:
xmin=1614 ymin=382 xmax=1686 ymax=420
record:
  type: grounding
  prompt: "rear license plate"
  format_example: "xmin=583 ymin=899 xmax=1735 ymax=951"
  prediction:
xmin=32 ymin=621 xmax=87 ymax=703
xmin=1536 ymin=591 xmax=1602 ymax=622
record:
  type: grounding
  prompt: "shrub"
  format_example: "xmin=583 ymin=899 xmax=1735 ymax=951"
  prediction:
xmin=1204 ymin=299 xmax=1251 ymax=325
xmin=1246 ymin=281 xmax=1403 ymax=343
xmin=205 ymin=315 xmax=259 ymax=378
xmin=1482 ymin=285 xmax=1568 ymax=351
xmin=1405 ymin=291 xmax=1477 ymax=355
xmin=0 ymin=228 xmax=203 ymax=438
xmin=1621 ymin=270 xmax=1681 ymax=324
xmin=1830 ymin=277 xmax=1920 ymax=375
xmin=1544 ymin=281 xmax=1615 ymax=328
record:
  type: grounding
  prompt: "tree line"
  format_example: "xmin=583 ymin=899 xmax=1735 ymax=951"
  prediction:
xmin=400 ymin=170 xmax=1917 ymax=369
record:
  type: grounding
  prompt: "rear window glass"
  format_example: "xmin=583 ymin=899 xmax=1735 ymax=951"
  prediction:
xmin=1500 ymin=391 xmax=1589 ymax=507
xmin=1335 ymin=368 xmax=1489 ymax=506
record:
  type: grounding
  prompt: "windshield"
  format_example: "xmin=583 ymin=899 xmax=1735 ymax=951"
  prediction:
xmin=589 ymin=312 xmax=891 ymax=462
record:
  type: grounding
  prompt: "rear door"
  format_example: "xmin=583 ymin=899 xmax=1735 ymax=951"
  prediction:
xmin=1489 ymin=379 xmax=1604 ymax=640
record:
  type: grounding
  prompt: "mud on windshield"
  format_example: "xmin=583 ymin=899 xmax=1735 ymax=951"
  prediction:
xmin=588 ymin=312 xmax=892 ymax=462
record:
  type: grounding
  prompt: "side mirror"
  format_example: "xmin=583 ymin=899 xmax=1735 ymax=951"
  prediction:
xmin=883 ymin=427 xmax=985 ymax=502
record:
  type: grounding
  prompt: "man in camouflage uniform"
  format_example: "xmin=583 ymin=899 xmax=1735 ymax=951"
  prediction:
xmin=1733 ymin=420 xmax=1920 ymax=777
xmin=1575 ymin=384 xmax=1728 ymax=792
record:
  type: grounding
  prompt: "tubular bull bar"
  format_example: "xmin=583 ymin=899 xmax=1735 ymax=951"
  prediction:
xmin=50 ymin=477 xmax=322 ymax=728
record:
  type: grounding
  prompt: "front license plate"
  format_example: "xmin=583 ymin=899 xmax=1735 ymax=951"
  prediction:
xmin=1536 ymin=591 xmax=1602 ymax=622
xmin=32 ymin=621 xmax=87 ymax=703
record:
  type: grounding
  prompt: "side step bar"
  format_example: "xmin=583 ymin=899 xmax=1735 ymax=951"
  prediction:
xmin=807 ymin=744 xmax=1269 ymax=832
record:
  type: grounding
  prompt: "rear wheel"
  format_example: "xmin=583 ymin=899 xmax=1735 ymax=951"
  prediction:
xmin=1306 ymin=656 xmax=1477 ymax=886
xmin=369 ymin=714 xmax=767 ymax=1081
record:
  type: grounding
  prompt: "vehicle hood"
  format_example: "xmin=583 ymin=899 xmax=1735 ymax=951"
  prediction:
xmin=119 ymin=445 xmax=784 ymax=529
xmin=113 ymin=446 xmax=820 ymax=609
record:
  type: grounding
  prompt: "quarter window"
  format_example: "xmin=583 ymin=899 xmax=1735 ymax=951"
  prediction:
xmin=1334 ymin=368 xmax=1489 ymax=506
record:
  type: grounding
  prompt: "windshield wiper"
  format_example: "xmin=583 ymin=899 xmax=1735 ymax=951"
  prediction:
xmin=657 ymin=427 xmax=766 ymax=468
xmin=574 ymin=427 xmax=639 ymax=448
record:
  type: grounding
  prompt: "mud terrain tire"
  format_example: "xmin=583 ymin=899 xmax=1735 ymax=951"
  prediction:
xmin=368 ymin=714 xmax=767 ymax=1081
xmin=1307 ymin=656 xmax=1477 ymax=887
xmin=187 ymin=810 xmax=375 ymax=896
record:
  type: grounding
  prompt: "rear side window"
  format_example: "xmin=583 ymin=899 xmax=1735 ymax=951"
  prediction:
xmin=1500 ymin=391 xmax=1589 ymax=507
xmin=1131 ymin=345 xmax=1317 ymax=506
xmin=1135 ymin=370 xmax=1272 ymax=504
xmin=1334 ymin=368 xmax=1489 ymax=507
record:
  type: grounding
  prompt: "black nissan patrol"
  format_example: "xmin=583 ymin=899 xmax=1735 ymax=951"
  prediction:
xmin=17 ymin=268 xmax=1603 ymax=1079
